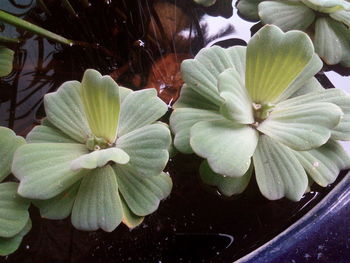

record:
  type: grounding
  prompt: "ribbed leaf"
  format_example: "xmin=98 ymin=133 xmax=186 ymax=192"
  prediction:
xmin=237 ymin=0 xmax=262 ymax=20
xmin=190 ymin=119 xmax=259 ymax=177
xmin=118 ymin=89 xmax=168 ymax=137
xmin=70 ymin=148 xmax=129 ymax=171
xmin=0 ymin=219 xmax=31 ymax=256
xmin=33 ymin=182 xmax=80 ymax=220
xmin=114 ymin=166 xmax=172 ymax=216
xmin=246 ymin=25 xmax=315 ymax=104
xmin=330 ymin=10 xmax=350 ymax=26
xmin=71 ymin=165 xmax=122 ymax=232
xmin=293 ymin=140 xmax=350 ymax=187
xmin=253 ymin=135 xmax=308 ymax=201
xmin=258 ymin=102 xmax=343 ymax=150
xmin=13 ymin=143 xmax=88 ymax=199
xmin=277 ymin=89 xmax=350 ymax=140
xmin=0 ymin=46 xmax=14 ymax=77
xmin=44 ymin=81 xmax=92 ymax=143
xmin=259 ymin=1 xmax=315 ymax=31
xmin=0 ymin=127 xmax=25 ymax=182
xmin=301 ymin=0 xmax=350 ymax=13
xmin=81 ymin=69 xmax=120 ymax=143
xmin=200 ymin=160 xmax=252 ymax=196
xmin=121 ymin=196 xmax=144 ymax=229
xmin=170 ymin=108 xmax=224 ymax=154
xmin=0 ymin=183 xmax=30 ymax=238
xmin=218 ymin=68 xmax=254 ymax=124
xmin=116 ymin=123 xmax=171 ymax=177
xmin=26 ymin=124 xmax=77 ymax=144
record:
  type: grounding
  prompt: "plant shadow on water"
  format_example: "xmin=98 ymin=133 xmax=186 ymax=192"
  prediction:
xmin=1 ymin=0 xmax=350 ymax=262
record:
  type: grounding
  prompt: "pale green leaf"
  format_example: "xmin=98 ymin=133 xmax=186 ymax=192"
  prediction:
xmin=293 ymin=140 xmax=350 ymax=187
xmin=44 ymin=81 xmax=92 ymax=143
xmin=284 ymin=77 xmax=324 ymax=100
xmin=193 ymin=0 xmax=216 ymax=7
xmin=246 ymin=25 xmax=315 ymax=104
xmin=118 ymin=89 xmax=168 ymax=137
xmin=116 ymin=123 xmax=171 ymax=177
xmin=277 ymin=89 xmax=350 ymax=140
xmin=13 ymin=143 xmax=89 ymax=199
xmin=70 ymin=147 xmax=129 ymax=171
xmin=301 ymin=0 xmax=350 ymax=13
xmin=315 ymin=17 xmax=343 ymax=65
xmin=81 ymin=69 xmax=120 ymax=143
xmin=114 ymin=166 xmax=172 ymax=216
xmin=26 ymin=123 xmax=77 ymax=143
xmin=0 ymin=46 xmax=14 ymax=77
xmin=200 ymin=160 xmax=252 ymax=196
xmin=121 ymin=196 xmax=144 ymax=229
xmin=33 ymin=182 xmax=80 ymax=220
xmin=218 ymin=68 xmax=254 ymax=124
xmin=0 ymin=127 xmax=25 ymax=182
xmin=190 ymin=119 xmax=259 ymax=177
xmin=253 ymin=135 xmax=308 ymax=201
xmin=71 ymin=165 xmax=123 ymax=232
xmin=170 ymin=108 xmax=224 ymax=154
xmin=0 ymin=182 xmax=30 ymax=238
xmin=237 ymin=0 xmax=262 ymax=20
xmin=259 ymin=1 xmax=315 ymax=31
xmin=330 ymin=10 xmax=350 ymax=27
xmin=257 ymin=102 xmax=343 ymax=150
xmin=0 ymin=219 xmax=31 ymax=256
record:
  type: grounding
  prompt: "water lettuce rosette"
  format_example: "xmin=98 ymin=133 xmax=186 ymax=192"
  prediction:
xmin=237 ymin=0 xmax=350 ymax=66
xmin=170 ymin=25 xmax=350 ymax=201
xmin=0 ymin=127 xmax=30 ymax=256
xmin=12 ymin=69 xmax=172 ymax=232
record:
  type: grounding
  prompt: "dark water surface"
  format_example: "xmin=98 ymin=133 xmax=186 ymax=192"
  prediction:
xmin=1 ymin=0 xmax=349 ymax=262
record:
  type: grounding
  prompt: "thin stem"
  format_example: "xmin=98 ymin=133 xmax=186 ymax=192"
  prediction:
xmin=0 ymin=35 xmax=20 ymax=44
xmin=61 ymin=0 xmax=78 ymax=18
xmin=0 ymin=10 xmax=74 ymax=45
xmin=37 ymin=0 xmax=52 ymax=16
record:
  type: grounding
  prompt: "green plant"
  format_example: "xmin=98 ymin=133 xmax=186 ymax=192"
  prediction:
xmin=170 ymin=25 xmax=350 ymax=201
xmin=12 ymin=69 xmax=172 ymax=232
xmin=0 ymin=46 xmax=14 ymax=77
xmin=237 ymin=0 xmax=350 ymax=66
xmin=0 ymin=127 xmax=31 ymax=256
xmin=193 ymin=0 xmax=217 ymax=7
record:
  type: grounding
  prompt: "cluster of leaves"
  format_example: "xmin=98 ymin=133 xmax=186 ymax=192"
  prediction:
xmin=170 ymin=25 xmax=350 ymax=201
xmin=237 ymin=0 xmax=350 ymax=66
xmin=12 ymin=69 xmax=172 ymax=233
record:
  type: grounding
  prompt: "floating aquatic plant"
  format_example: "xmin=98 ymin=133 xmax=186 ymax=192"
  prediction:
xmin=237 ymin=0 xmax=350 ymax=66
xmin=193 ymin=0 xmax=217 ymax=7
xmin=0 ymin=46 xmax=14 ymax=77
xmin=0 ymin=127 xmax=31 ymax=256
xmin=170 ymin=25 xmax=350 ymax=201
xmin=12 ymin=69 xmax=172 ymax=232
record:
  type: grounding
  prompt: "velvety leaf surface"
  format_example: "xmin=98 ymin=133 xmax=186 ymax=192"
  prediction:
xmin=0 ymin=219 xmax=31 ymax=256
xmin=70 ymin=148 xmax=130 ymax=171
xmin=121 ymin=196 xmax=144 ymax=229
xmin=218 ymin=68 xmax=254 ymax=124
xmin=245 ymin=25 xmax=315 ymax=104
xmin=200 ymin=160 xmax=252 ymax=196
xmin=237 ymin=0 xmax=262 ymax=20
xmin=193 ymin=0 xmax=216 ymax=7
xmin=301 ymin=0 xmax=350 ymax=13
xmin=257 ymin=102 xmax=343 ymax=150
xmin=118 ymin=89 xmax=168 ymax=137
xmin=114 ymin=166 xmax=172 ymax=216
xmin=13 ymin=143 xmax=89 ymax=199
xmin=293 ymin=140 xmax=350 ymax=187
xmin=116 ymin=123 xmax=171 ymax=177
xmin=288 ymin=77 xmax=324 ymax=98
xmin=0 ymin=127 xmax=25 ymax=182
xmin=0 ymin=183 xmax=30 ymax=238
xmin=44 ymin=81 xmax=92 ymax=143
xmin=71 ymin=165 xmax=123 ymax=232
xmin=259 ymin=1 xmax=315 ymax=31
xmin=330 ymin=10 xmax=350 ymax=26
xmin=0 ymin=46 xmax=14 ymax=77
xmin=277 ymin=89 xmax=350 ymax=140
xmin=190 ymin=119 xmax=259 ymax=177
xmin=81 ymin=69 xmax=120 ymax=143
xmin=253 ymin=135 xmax=308 ymax=201
xmin=170 ymin=108 xmax=224 ymax=154
xmin=26 ymin=124 xmax=77 ymax=144
xmin=33 ymin=182 xmax=80 ymax=220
